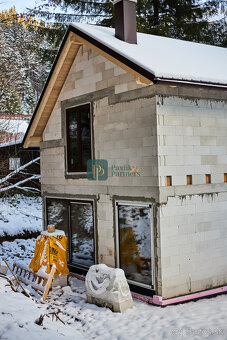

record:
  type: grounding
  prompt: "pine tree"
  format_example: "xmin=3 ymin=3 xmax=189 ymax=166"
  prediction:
xmin=0 ymin=8 xmax=56 ymax=115
xmin=33 ymin=0 xmax=226 ymax=47
xmin=0 ymin=82 xmax=23 ymax=115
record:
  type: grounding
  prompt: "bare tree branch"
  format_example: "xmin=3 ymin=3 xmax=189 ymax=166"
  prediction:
xmin=0 ymin=174 xmax=40 ymax=193
xmin=0 ymin=156 xmax=40 ymax=185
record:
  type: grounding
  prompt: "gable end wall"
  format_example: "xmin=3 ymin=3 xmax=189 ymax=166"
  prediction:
xmin=40 ymin=44 xmax=161 ymax=293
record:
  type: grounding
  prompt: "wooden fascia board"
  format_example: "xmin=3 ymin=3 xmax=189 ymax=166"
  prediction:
xmin=23 ymin=32 xmax=81 ymax=148
xmin=23 ymin=26 xmax=155 ymax=148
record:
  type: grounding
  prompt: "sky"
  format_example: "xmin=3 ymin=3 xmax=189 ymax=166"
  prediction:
xmin=0 ymin=0 xmax=40 ymax=13
xmin=0 ymin=0 xmax=64 ymax=16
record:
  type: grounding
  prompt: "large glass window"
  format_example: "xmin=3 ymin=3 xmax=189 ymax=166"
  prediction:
xmin=66 ymin=104 xmax=91 ymax=172
xmin=46 ymin=198 xmax=95 ymax=269
xmin=46 ymin=198 xmax=68 ymax=240
xmin=117 ymin=204 xmax=153 ymax=286
xmin=70 ymin=202 xmax=94 ymax=267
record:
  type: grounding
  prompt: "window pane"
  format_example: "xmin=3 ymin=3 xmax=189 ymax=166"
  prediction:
xmin=70 ymin=202 xmax=94 ymax=267
xmin=68 ymin=112 xmax=79 ymax=171
xmin=46 ymin=199 xmax=69 ymax=249
xmin=81 ymin=108 xmax=91 ymax=170
xmin=118 ymin=205 xmax=152 ymax=286
xmin=67 ymin=104 xmax=91 ymax=172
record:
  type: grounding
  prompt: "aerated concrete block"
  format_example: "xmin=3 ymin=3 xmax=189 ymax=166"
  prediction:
xmin=0 ymin=262 xmax=8 ymax=275
xmin=52 ymin=274 xmax=68 ymax=287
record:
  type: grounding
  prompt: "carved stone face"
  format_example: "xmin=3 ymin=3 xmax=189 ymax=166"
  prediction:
xmin=86 ymin=265 xmax=111 ymax=296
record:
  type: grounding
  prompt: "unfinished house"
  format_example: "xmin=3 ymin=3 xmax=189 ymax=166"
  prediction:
xmin=23 ymin=0 xmax=227 ymax=305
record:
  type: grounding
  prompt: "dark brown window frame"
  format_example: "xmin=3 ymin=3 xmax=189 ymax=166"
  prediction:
xmin=66 ymin=103 xmax=91 ymax=173
xmin=45 ymin=196 xmax=96 ymax=270
xmin=116 ymin=201 xmax=155 ymax=290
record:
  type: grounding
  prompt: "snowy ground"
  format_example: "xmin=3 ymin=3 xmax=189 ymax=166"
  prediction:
xmin=0 ymin=195 xmax=42 ymax=237
xmin=0 ymin=196 xmax=227 ymax=340
xmin=1 ymin=238 xmax=227 ymax=340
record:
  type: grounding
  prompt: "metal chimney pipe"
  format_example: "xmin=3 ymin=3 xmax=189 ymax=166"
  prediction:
xmin=112 ymin=0 xmax=137 ymax=44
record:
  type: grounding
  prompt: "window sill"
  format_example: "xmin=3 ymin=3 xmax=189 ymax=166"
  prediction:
xmin=65 ymin=172 xmax=87 ymax=179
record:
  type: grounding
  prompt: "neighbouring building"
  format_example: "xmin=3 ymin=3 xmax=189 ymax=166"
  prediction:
xmin=22 ymin=0 xmax=227 ymax=304
xmin=0 ymin=114 xmax=40 ymax=190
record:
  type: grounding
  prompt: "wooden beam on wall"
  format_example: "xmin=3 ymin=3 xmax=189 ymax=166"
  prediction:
xmin=24 ymin=32 xmax=80 ymax=148
xmin=24 ymin=30 xmax=154 ymax=148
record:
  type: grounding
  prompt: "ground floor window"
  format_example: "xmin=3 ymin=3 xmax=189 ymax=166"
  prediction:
xmin=46 ymin=197 xmax=95 ymax=269
xmin=70 ymin=202 xmax=94 ymax=267
xmin=117 ymin=202 xmax=154 ymax=288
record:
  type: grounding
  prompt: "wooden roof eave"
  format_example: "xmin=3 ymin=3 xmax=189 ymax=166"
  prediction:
xmin=23 ymin=27 xmax=155 ymax=149
xmin=23 ymin=31 xmax=82 ymax=148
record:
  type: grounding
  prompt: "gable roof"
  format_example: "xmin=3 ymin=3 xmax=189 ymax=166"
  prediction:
xmin=72 ymin=23 xmax=227 ymax=86
xmin=23 ymin=23 xmax=227 ymax=148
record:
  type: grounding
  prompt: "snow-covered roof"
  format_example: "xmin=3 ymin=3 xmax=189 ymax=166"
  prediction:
xmin=0 ymin=115 xmax=31 ymax=145
xmin=0 ymin=119 xmax=29 ymax=134
xmin=71 ymin=23 xmax=227 ymax=86
xmin=23 ymin=23 xmax=227 ymax=149
xmin=0 ymin=140 xmax=22 ymax=148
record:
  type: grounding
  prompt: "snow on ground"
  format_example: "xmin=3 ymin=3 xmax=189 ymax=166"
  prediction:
xmin=0 ymin=238 xmax=36 ymax=266
xmin=0 ymin=237 xmax=227 ymax=340
xmin=0 ymin=196 xmax=227 ymax=340
xmin=0 ymin=195 xmax=42 ymax=237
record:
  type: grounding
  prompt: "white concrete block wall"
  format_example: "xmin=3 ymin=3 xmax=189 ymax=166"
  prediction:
xmin=42 ymin=44 xmax=158 ymax=191
xmin=159 ymin=193 xmax=227 ymax=299
xmin=40 ymin=44 xmax=159 ymax=277
xmin=94 ymin=96 xmax=158 ymax=188
xmin=97 ymin=194 xmax=115 ymax=267
xmin=157 ymin=96 xmax=227 ymax=187
xmin=40 ymin=41 xmax=227 ymax=299
xmin=43 ymin=103 xmax=61 ymax=141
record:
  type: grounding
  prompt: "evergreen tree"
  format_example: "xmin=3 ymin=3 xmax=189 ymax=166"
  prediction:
xmin=34 ymin=0 xmax=226 ymax=47
xmin=0 ymin=82 xmax=23 ymax=115
xmin=0 ymin=8 xmax=57 ymax=114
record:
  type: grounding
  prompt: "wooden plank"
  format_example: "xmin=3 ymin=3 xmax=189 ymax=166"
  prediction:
xmin=42 ymin=264 xmax=56 ymax=302
xmin=29 ymin=137 xmax=42 ymax=143
xmin=3 ymin=258 xmax=30 ymax=297
xmin=187 ymin=175 xmax=192 ymax=185
xmin=24 ymin=37 xmax=80 ymax=148
xmin=24 ymin=30 xmax=153 ymax=148
xmin=206 ymin=174 xmax=211 ymax=184
xmin=166 ymin=176 xmax=172 ymax=186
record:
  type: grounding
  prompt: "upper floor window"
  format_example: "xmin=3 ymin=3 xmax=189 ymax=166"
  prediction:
xmin=66 ymin=104 xmax=91 ymax=172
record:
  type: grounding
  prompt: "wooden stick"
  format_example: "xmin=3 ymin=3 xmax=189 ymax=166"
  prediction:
xmin=3 ymin=258 xmax=30 ymax=297
xmin=42 ymin=264 xmax=56 ymax=302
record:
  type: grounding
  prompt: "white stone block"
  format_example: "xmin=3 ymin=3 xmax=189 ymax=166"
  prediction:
xmin=183 ymin=136 xmax=200 ymax=146
xmin=0 ymin=262 xmax=7 ymax=275
xmin=172 ymin=175 xmax=186 ymax=186
xmin=52 ymin=274 xmax=68 ymax=287
xmin=85 ymin=264 xmax=133 ymax=313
